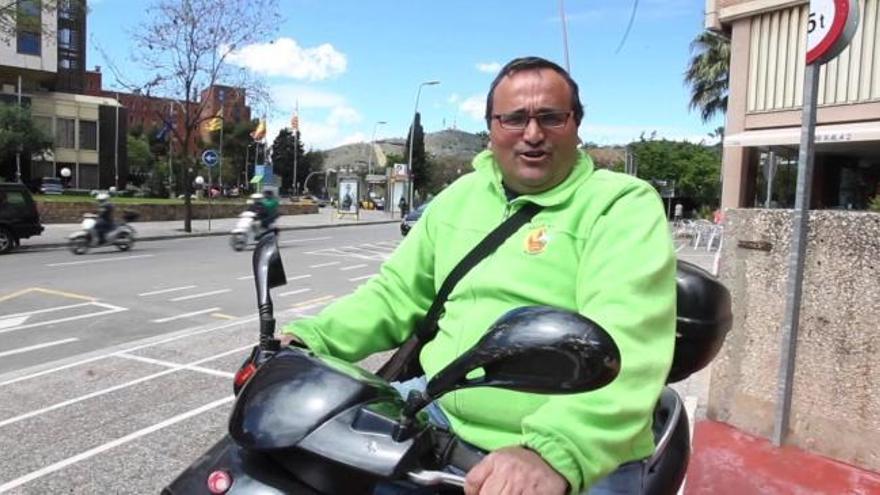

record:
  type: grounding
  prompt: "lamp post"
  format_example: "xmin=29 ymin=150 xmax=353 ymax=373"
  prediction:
xmin=325 ymin=168 xmax=337 ymax=199
xmin=407 ymin=80 xmax=440 ymax=208
xmin=367 ymin=120 xmax=387 ymax=176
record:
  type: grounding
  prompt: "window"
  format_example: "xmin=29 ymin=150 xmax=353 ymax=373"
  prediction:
xmin=79 ymin=121 xmax=97 ymax=150
xmin=56 ymin=118 xmax=75 ymax=149
xmin=6 ymin=191 xmax=26 ymax=206
xmin=17 ymin=31 xmax=40 ymax=55
xmin=16 ymin=0 xmax=41 ymax=56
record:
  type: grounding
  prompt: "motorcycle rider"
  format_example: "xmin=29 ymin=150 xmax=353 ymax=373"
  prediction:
xmin=281 ymin=56 xmax=676 ymax=494
xmin=94 ymin=192 xmax=114 ymax=245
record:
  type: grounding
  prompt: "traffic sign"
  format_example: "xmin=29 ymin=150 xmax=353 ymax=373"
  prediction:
xmin=806 ymin=0 xmax=859 ymax=65
xmin=201 ymin=149 xmax=219 ymax=168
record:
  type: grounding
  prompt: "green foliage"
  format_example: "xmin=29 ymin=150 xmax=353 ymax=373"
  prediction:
xmin=127 ymin=134 xmax=153 ymax=173
xmin=271 ymin=128 xmax=308 ymax=193
xmin=220 ymin=120 xmax=259 ymax=186
xmin=0 ymin=103 xmax=53 ymax=178
xmin=684 ymin=30 xmax=730 ymax=123
xmin=870 ymin=194 xmax=880 ymax=212
xmin=629 ymin=137 xmax=721 ymax=208
xmin=404 ymin=112 xmax=427 ymax=192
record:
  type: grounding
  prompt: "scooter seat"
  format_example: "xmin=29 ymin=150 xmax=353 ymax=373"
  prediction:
xmin=643 ymin=387 xmax=690 ymax=495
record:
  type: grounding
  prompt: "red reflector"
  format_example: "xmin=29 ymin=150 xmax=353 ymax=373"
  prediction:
xmin=234 ymin=363 xmax=257 ymax=389
xmin=207 ymin=470 xmax=232 ymax=494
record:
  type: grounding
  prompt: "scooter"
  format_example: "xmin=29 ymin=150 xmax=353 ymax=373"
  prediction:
xmin=67 ymin=211 xmax=138 ymax=255
xmin=230 ymin=211 xmax=274 ymax=251
xmin=164 ymin=233 xmax=732 ymax=494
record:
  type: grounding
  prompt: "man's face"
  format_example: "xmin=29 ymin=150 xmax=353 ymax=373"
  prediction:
xmin=489 ymin=68 xmax=580 ymax=195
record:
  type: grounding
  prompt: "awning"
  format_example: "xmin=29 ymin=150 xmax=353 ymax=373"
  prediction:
xmin=724 ymin=121 xmax=880 ymax=147
xmin=249 ymin=175 xmax=263 ymax=184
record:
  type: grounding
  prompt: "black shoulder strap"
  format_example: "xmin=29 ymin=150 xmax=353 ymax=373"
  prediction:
xmin=378 ymin=202 xmax=542 ymax=381
xmin=415 ymin=201 xmax=542 ymax=341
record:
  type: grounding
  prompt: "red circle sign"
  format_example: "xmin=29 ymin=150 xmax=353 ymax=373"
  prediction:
xmin=806 ymin=0 xmax=860 ymax=65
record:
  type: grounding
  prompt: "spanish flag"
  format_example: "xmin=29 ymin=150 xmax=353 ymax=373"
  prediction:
xmin=205 ymin=109 xmax=223 ymax=132
xmin=250 ymin=118 xmax=266 ymax=141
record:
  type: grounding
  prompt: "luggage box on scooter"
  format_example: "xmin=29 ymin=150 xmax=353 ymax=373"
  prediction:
xmin=668 ymin=260 xmax=732 ymax=383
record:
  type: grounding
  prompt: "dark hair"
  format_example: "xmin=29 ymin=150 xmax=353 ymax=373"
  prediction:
xmin=484 ymin=56 xmax=584 ymax=129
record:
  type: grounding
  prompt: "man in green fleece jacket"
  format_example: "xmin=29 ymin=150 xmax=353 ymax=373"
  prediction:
xmin=281 ymin=56 xmax=676 ymax=494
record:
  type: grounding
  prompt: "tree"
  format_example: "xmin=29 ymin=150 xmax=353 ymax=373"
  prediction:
xmin=126 ymin=134 xmax=153 ymax=183
xmin=0 ymin=103 xmax=52 ymax=182
xmin=217 ymin=120 xmax=259 ymax=187
xmin=684 ymin=30 xmax=731 ymax=123
xmin=127 ymin=0 xmax=280 ymax=230
xmin=629 ymin=137 xmax=722 ymax=208
xmin=271 ymin=128 xmax=307 ymax=194
xmin=404 ymin=112 xmax=428 ymax=195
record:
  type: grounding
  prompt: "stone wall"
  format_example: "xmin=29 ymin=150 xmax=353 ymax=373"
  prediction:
xmin=708 ymin=208 xmax=880 ymax=471
xmin=37 ymin=201 xmax=317 ymax=223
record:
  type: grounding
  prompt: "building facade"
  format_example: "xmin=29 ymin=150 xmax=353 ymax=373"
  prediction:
xmin=708 ymin=0 xmax=880 ymax=210
xmin=0 ymin=0 xmax=126 ymax=190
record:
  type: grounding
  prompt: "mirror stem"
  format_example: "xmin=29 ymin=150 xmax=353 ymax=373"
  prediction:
xmin=394 ymin=390 xmax=431 ymax=441
xmin=259 ymin=303 xmax=279 ymax=352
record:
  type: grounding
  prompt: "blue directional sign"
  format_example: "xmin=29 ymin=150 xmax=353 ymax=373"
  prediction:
xmin=201 ymin=149 xmax=219 ymax=168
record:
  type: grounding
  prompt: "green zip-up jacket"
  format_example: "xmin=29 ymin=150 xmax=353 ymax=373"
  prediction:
xmin=282 ymin=150 xmax=676 ymax=492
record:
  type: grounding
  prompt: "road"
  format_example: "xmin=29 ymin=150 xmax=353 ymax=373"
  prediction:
xmin=0 ymin=224 xmax=716 ymax=494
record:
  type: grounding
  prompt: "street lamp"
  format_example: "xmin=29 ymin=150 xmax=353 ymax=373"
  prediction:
xmin=325 ymin=168 xmax=337 ymax=198
xmin=367 ymin=120 xmax=387 ymax=175
xmin=407 ymin=80 xmax=440 ymax=208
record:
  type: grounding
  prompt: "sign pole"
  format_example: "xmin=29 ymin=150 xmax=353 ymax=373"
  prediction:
xmin=773 ymin=0 xmax=859 ymax=447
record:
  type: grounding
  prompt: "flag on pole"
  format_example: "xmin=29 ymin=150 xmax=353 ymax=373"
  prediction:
xmin=290 ymin=102 xmax=299 ymax=131
xmin=156 ymin=119 xmax=173 ymax=141
xmin=206 ymin=109 xmax=223 ymax=132
xmin=250 ymin=118 xmax=267 ymax=141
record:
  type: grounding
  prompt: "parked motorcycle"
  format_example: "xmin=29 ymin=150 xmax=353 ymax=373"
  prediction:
xmin=67 ymin=211 xmax=138 ymax=255
xmin=230 ymin=211 xmax=274 ymax=251
xmin=164 ymin=233 xmax=732 ymax=494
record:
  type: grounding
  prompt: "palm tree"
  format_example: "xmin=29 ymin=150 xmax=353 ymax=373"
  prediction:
xmin=685 ymin=30 xmax=731 ymax=123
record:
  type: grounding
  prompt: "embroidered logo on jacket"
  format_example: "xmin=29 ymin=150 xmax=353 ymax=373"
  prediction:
xmin=524 ymin=226 xmax=549 ymax=254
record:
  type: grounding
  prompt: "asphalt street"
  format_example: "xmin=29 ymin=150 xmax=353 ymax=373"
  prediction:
xmin=0 ymin=223 xmax=716 ymax=494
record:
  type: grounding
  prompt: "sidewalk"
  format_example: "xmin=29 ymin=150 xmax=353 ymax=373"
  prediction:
xmin=20 ymin=207 xmax=402 ymax=250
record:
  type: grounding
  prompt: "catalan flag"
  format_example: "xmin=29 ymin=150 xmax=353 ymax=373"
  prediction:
xmin=250 ymin=118 xmax=267 ymax=141
xmin=205 ymin=109 xmax=223 ymax=132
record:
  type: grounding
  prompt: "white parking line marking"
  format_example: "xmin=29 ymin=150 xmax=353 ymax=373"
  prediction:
xmin=340 ymin=263 xmax=368 ymax=271
xmin=236 ymin=275 xmax=254 ymax=280
xmin=279 ymin=288 xmax=312 ymax=297
xmin=309 ymin=261 xmax=340 ymax=268
xmin=0 ymin=317 xmax=259 ymax=388
xmin=138 ymin=285 xmax=197 ymax=297
xmin=169 ymin=289 xmax=231 ymax=302
xmin=0 ymin=316 xmax=30 ymax=330
xmin=279 ymin=236 xmax=332 ymax=245
xmin=0 ymin=338 xmax=79 ymax=358
xmin=0 ymin=396 xmax=234 ymax=493
xmin=117 ymin=353 xmax=235 ymax=378
xmin=0 ymin=302 xmax=94 ymax=319
xmin=151 ymin=307 xmax=221 ymax=323
xmin=348 ymin=274 xmax=375 ymax=282
xmin=0 ymin=345 xmax=251 ymax=429
xmin=46 ymin=254 xmax=155 ymax=267
xmin=0 ymin=303 xmax=128 ymax=335
xmin=287 ymin=274 xmax=311 ymax=281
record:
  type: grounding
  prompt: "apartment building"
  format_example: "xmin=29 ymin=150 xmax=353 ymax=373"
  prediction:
xmin=708 ymin=0 xmax=880 ymax=209
xmin=0 ymin=0 xmax=127 ymax=190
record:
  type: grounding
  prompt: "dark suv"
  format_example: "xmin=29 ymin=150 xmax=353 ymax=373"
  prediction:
xmin=0 ymin=182 xmax=44 ymax=254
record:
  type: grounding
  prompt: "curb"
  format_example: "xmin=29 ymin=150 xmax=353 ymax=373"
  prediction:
xmin=16 ymin=219 xmax=401 ymax=251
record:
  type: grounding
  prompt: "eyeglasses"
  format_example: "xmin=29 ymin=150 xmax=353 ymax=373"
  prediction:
xmin=492 ymin=110 xmax=572 ymax=130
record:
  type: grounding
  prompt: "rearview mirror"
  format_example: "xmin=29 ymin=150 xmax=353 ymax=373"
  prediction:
xmin=425 ymin=306 xmax=620 ymax=399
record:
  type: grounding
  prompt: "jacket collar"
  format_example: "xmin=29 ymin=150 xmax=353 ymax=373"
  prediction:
xmin=472 ymin=149 xmax=595 ymax=207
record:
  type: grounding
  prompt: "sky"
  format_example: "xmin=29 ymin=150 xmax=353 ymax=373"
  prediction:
xmin=86 ymin=0 xmax=722 ymax=151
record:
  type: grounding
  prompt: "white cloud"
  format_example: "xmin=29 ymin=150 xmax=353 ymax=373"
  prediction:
xmin=459 ymin=95 xmax=485 ymax=121
xmin=476 ymin=62 xmax=501 ymax=74
xmin=226 ymin=37 xmax=347 ymax=81
xmin=271 ymin=84 xmax=347 ymax=109
xmin=339 ymin=132 xmax=367 ymax=145
xmin=328 ymin=106 xmax=362 ymax=126
xmin=447 ymin=93 xmax=460 ymax=104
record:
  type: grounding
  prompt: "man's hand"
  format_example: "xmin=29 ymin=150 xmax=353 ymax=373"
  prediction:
xmin=278 ymin=333 xmax=305 ymax=347
xmin=464 ymin=446 xmax=568 ymax=495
